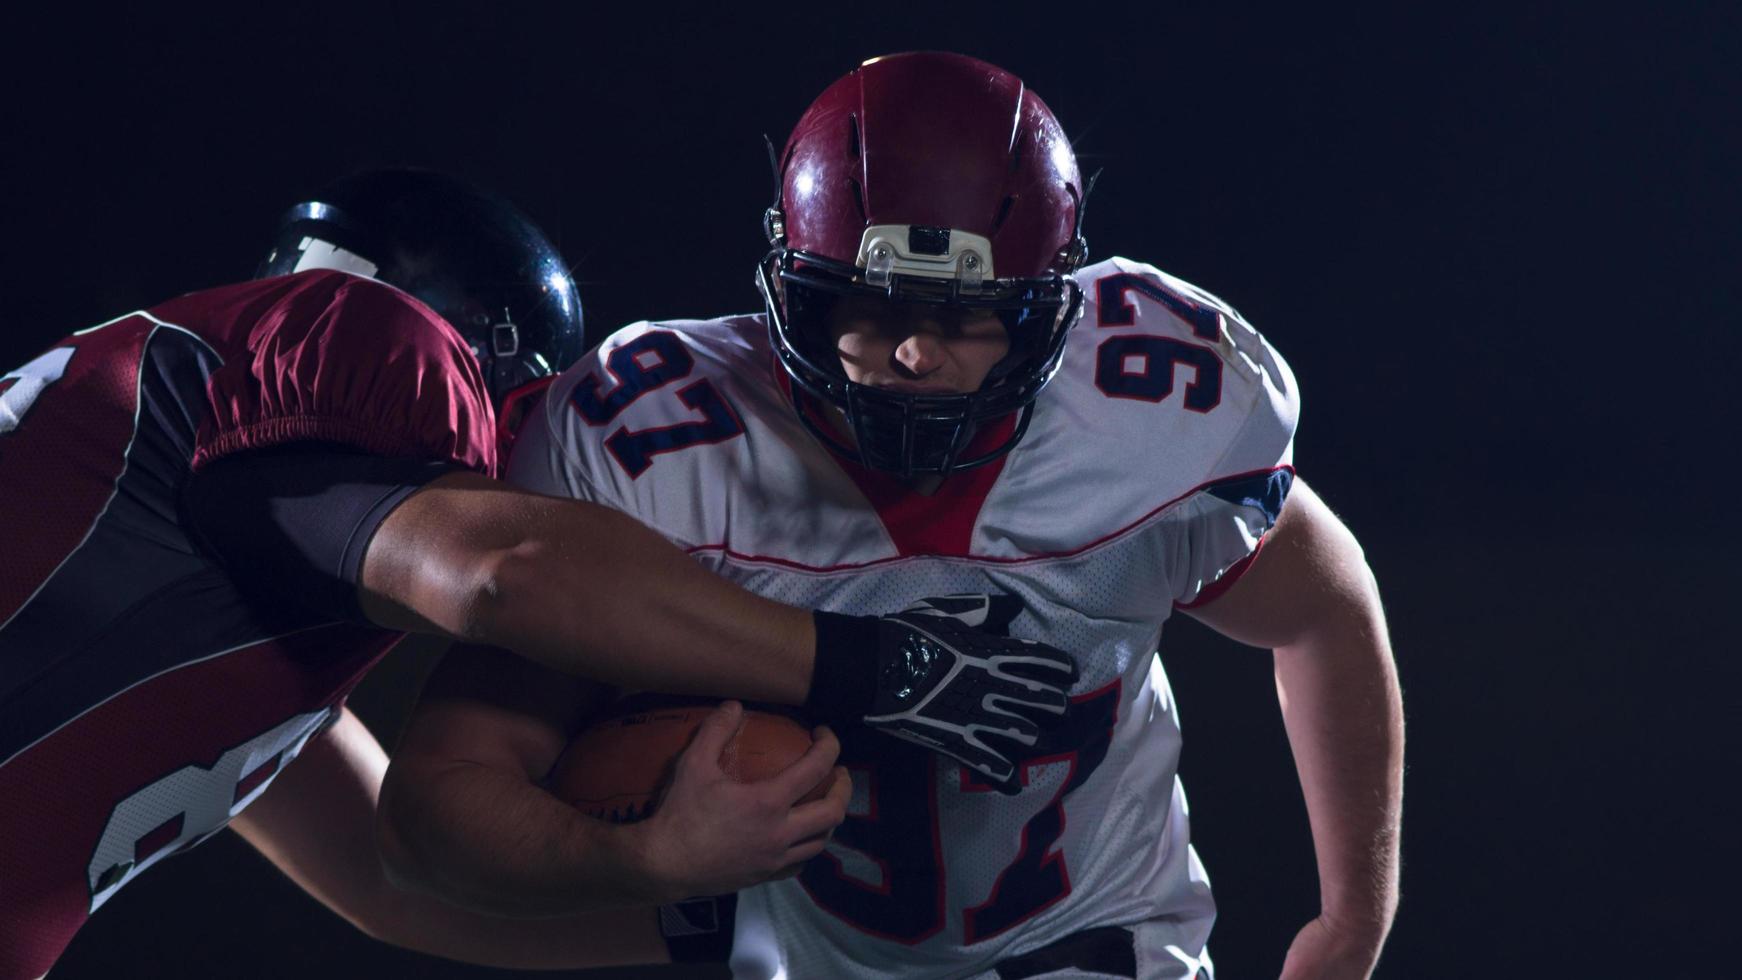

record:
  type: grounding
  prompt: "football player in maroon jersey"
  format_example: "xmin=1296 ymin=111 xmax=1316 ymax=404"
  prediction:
xmin=0 ymin=169 xmax=1078 ymax=978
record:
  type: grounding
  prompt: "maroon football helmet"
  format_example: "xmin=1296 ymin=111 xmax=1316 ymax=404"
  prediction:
xmin=757 ymin=52 xmax=1090 ymax=476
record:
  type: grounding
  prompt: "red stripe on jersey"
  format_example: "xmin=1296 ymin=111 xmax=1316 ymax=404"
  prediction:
xmin=830 ymin=414 xmax=1017 ymax=558
xmin=496 ymin=375 xmax=556 ymax=461
xmin=132 ymin=813 xmax=186 ymax=865
xmin=687 ymin=463 xmax=1297 ymax=572
xmin=777 ymin=366 xmax=1017 ymax=558
xmin=232 ymin=753 xmax=283 ymax=804
xmin=1174 ymin=532 xmax=1266 ymax=610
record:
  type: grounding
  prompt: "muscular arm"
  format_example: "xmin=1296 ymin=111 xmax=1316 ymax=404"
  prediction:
xmin=184 ymin=449 xmax=1080 ymax=788
xmin=358 ymin=470 xmax=815 ymax=703
xmin=369 ymin=643 xmax=659 ymax=915
xmin=1185 ymin=479 xmax=1402 ymax=973
xmin=182 ymin=448 xmax=815 ymax=705
xmin=375 ymin=644 xmax=848 ymax=919
xmin=228 ymin=706 xmax=667 ymax=970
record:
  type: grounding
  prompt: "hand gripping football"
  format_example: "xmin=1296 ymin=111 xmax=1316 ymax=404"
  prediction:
xmin=547 ymin=697 xmax=833 ymax=823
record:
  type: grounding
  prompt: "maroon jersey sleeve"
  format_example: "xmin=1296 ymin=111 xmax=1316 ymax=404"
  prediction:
xmin=165 ymin=270 xmax=497 ymax=475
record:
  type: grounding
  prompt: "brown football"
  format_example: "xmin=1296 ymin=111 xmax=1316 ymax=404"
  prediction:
xmin=547 ymin=698 xmax=833 ymax=824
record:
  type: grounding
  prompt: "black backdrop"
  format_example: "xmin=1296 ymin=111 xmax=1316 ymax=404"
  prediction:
xmin=3 ymin=5 xmax=1733 ymax=978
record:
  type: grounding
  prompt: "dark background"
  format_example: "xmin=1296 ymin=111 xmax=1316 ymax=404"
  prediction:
xmin=4 ymin=4 xmax=1734 ymax=978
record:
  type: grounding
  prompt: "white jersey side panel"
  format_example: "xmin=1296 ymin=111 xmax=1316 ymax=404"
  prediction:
xmin=505 ymin=257 xmax=1299 ymax=979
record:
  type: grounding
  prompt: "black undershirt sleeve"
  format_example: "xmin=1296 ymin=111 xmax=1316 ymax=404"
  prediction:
xmin=180 ymin=443 xmax=465 ymax=624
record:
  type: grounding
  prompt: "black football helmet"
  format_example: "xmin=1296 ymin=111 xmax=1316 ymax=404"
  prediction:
xmin=257 ymin=168 xmax=584 ymax=402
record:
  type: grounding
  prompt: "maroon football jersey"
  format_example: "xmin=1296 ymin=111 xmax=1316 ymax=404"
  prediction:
xmin=0 ymin=270 xmax=494 ymax=979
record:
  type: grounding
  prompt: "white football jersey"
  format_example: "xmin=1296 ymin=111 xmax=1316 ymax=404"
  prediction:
xmin=508 ymin=257 xmax=1298 ymax=980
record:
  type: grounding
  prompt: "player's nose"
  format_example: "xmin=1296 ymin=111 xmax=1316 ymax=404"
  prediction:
xmin=893 ymin=332 xmax=947 ymax=377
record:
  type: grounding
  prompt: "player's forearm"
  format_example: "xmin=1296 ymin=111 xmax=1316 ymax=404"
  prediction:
xmin=377 ymin=753 xmax=674 ymax=917
xmin=1273 ymin=603 xmax=1403 ymax=940
xmin=474 ymin=504 xmax=814 ymax=701
xmin=236 ymin=711 xmax=670 ymax=969
xmin=365 ymin=477 xmax=816 ymax=704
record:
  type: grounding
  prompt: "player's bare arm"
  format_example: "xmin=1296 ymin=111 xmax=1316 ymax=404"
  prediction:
xmin=184 ymin=442 xmax=1076 ymax=790
xmin=1185 ymin=479 xmax=1403 ymax=979
xmin=228 ymin=706 xmax=670 ymax=970
xmin=358 ymin=469 xmax=817 ymax=704
xmin=375 ymin=643 xmax=850 ymax=921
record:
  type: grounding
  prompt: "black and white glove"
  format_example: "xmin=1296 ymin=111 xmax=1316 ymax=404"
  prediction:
xmin=809 ymin=594 xmax=1079 ymax=794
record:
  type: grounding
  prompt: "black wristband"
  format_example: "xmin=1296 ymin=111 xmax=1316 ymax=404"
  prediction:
xmin=805 ymin=611 xmax=882 ymax=721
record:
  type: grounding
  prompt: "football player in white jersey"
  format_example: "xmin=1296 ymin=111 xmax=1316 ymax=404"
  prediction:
xmin=379 ymin=52 xmax=1402 ymax=979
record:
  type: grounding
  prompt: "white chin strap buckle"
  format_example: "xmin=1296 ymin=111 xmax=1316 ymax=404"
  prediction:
xmin=856 ymin=225 xmax=993 ymax=290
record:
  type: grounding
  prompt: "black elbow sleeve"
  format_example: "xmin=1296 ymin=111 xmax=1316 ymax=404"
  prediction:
xmin=181 ymin=443 xmax=464 ymax=623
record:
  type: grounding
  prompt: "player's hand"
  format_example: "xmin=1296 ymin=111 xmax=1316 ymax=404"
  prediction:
xmin=863 ymin=594 xmax=1077 ymax=795
xmin=1277 ymin=914 xmax=1387 ymax=980
xmin=636 ymin=702 xmax=851 ymax=901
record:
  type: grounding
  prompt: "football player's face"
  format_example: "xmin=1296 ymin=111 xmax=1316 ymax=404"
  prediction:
xmin=827 ymin=296 xmax=1009 ymax=394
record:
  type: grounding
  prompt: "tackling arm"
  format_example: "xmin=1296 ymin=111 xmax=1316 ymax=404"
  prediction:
xmin=358 ymin=471 xmax=816 ymax=704
xmin=358 ymin=472 xmax=1079 ymax=788
xmin=1184 ymin=478 xmax=1402 ymax=977
xmin=184 ymin=448 xmax=1080 ymax=788
xmin=228 ymin=706 xmax=667 ymax=970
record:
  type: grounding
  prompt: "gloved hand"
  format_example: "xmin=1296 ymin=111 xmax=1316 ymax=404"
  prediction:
xmin=810 ymin=594 xmax=1078 ymax=794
